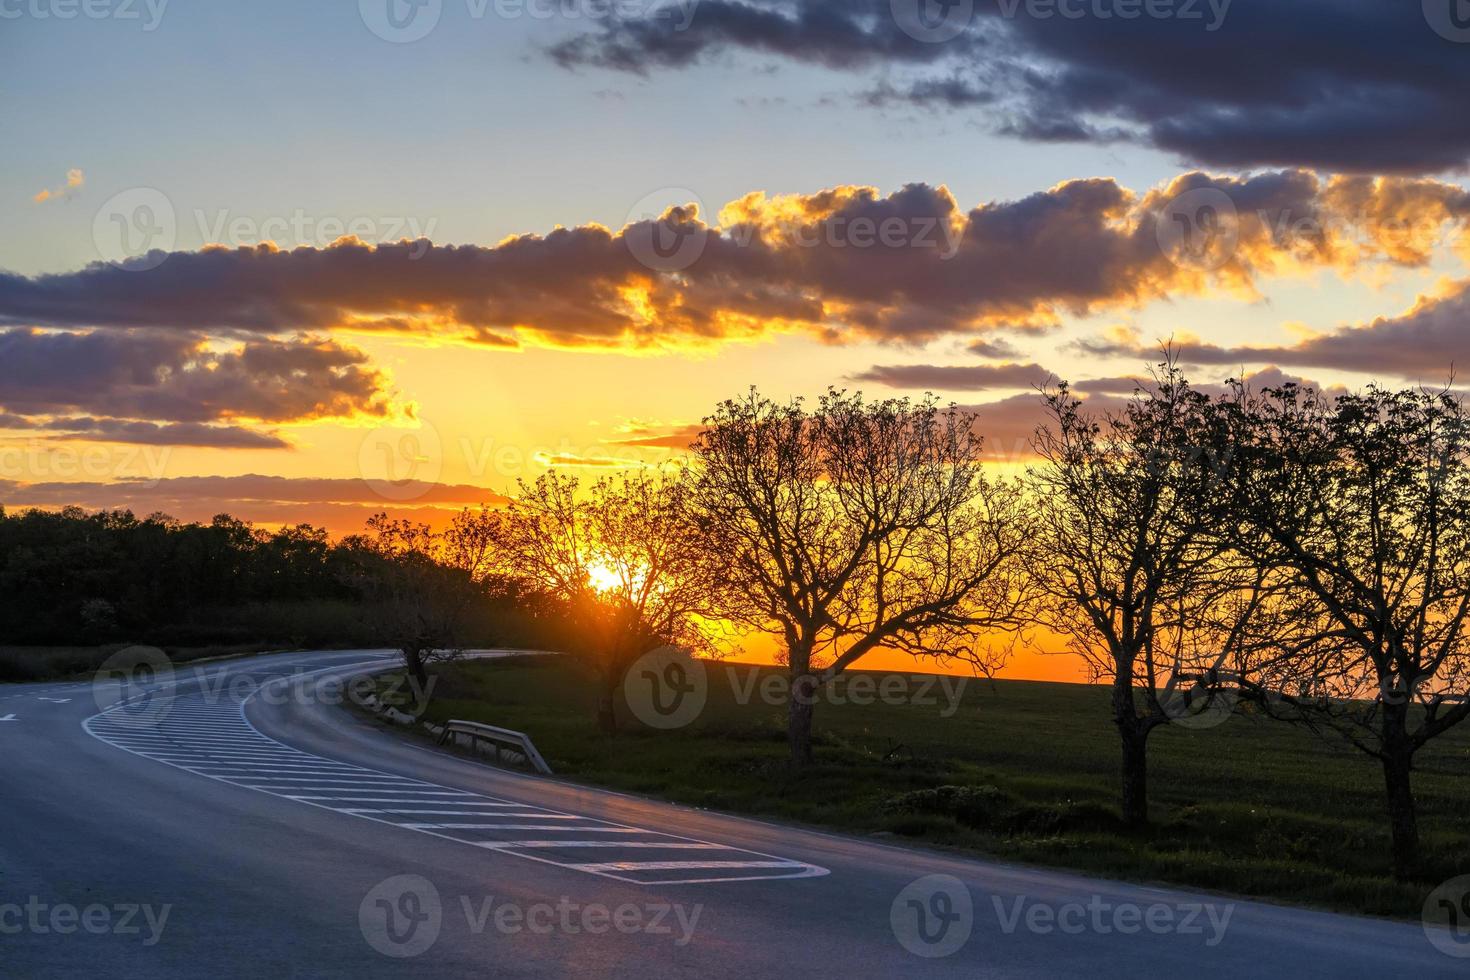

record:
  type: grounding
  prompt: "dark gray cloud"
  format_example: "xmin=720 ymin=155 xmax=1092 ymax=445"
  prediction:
xmin=966 ymin=337 xmax=1025 ymax=358
xmin=851 ymin=361 xmax=1051 ymax=390
xmin=0 ymin=328 xmax=395 ymax=447
xmin=549 ymin=0 xmax=1470 ymax=174
xmin=7 ymin=172 xmax=1441 ymax=351
xmin=549 ymin=0 xmax=953 ymax=72
xmin=1077 ymin=285 xmax=1470 ymax=381
xmin=0 ymin=416 xmax=289 ymax=449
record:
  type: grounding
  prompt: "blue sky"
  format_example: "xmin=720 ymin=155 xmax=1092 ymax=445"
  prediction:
xmin=2 ymin=0 xmax=1197 ymax=274
xmin=3 ymin=0 xmax=1470 ymax=543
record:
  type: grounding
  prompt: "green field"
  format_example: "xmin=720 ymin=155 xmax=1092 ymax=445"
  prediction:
xmin=385 ymin=654 xmax=1470 ymax=920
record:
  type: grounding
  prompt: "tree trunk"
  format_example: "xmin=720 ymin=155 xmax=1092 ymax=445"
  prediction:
xmin=1111 ymin=670 xmax=1150 ymax=828
xmin=404 ymin=648 xmax=429 ymax=696
xmin=1120 ymin=729 xmax=1149 ymax=828
xmin=597 ymin=663 xmax=618 ymax=734
xmin=596 ymin=688 xmax=618 ymax=734
xmin=1380 ymin=715 xmax=1419 ymax=878
xmin=788 ymin=672 xmax=818 ymax=767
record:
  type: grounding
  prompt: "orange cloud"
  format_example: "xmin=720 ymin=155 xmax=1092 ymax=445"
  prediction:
xmin=33 ymin=168 xmax=84 ymax=204
xmin=8 ymin=171 xmax=1465 ymax=357
xmin=0 ymin=475 xmax=508 ymax=537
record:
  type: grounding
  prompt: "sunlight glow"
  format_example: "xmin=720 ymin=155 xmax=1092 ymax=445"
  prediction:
xmin=586 ymin=560 xmax=623 ymax=593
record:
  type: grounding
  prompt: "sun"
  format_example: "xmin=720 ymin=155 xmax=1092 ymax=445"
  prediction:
xmin=586 ymin=560 xmax=622 ymax=593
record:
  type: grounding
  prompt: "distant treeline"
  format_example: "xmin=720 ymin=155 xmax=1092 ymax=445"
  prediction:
xmin=0 ymin=505 xmax=549 ymax=652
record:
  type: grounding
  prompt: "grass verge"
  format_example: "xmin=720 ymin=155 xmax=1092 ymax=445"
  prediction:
xmin=374 ymin=654 xmax=1470 ymax=920
xmin=0 ymin=643 xmax=291 ymax=683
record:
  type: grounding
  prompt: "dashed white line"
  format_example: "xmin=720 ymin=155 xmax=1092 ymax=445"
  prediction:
xmin=82 ymin=664 xmax=830 ymax=886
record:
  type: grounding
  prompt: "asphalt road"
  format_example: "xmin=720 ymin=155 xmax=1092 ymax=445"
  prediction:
xmin=1 ymin=650 xmax=1463 ymax=978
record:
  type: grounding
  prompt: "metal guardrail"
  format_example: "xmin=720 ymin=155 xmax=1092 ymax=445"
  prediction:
xmin=436 ymin=720 xmax=553 ymax=775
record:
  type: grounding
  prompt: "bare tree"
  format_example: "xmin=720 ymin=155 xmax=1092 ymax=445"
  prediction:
xmin=343 ymin=513 xmax=493 ymax=697
xmin=1028 ymin=362 xmax=1258 ymax=827
xmin=501 ymin=469 xmax=718 ymax=733
xmin=689 ymin=388 xmax=1032 ymax=767
xmin=1219 ymin=381 xmax=1470 ymax=877
xmin=442 ymin=504 xmax=506 ymax=585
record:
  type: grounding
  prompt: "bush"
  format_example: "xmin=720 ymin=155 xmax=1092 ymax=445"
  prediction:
xmin=881 ymin=784 xmax=1013 ymax=829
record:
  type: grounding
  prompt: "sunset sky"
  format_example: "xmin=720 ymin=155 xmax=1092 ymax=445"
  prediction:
xmin=4 ymin=1 xmax=1469 ymax=678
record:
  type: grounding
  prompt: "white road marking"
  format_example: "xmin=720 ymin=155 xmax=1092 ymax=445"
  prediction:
xmin=399 ymin=817 xmax=589 ymax=827
xmin=82 ymin=666 xmax=829 ymax=886
xmin=467 ymin=826 xmax=653 ymax=833
xmin=493 ymin=841 xmax=728 ymax=849
xmin=343 ymin=807 xmax=528 ymax=815
xmin=571 ymin=861 xmax=802 ymax=872
xmin=0 ymin=714 xmax=16 ymax=722
xmin=280 ymin=799 xmax=482 ymax=805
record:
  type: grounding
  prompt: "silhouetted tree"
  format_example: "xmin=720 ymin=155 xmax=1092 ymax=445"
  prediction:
xmin=1219 ymin=381 xmax=1470 ymax=877
xmin=500 ymin=470 xmax=717 ymax=732
xmin=340 ymin=514 xmax=490 ymax=696
xmin=1028 ymin=361 xmax=1260 ymax=827
xmin=690 ymin=388 xmax=1031 ymax=766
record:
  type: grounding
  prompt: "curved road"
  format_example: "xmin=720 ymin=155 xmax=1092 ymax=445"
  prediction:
xmin=1 ymin=650 xmax=1461 ymax=978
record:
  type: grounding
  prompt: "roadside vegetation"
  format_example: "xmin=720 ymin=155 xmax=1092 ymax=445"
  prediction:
xmin=0 ymin=508 xmax=565 ymax=682
xmin=9 ymin=356 xmax=1470 ymax=919
xmin=377 ymin=653 xmax=1470 ymax=921
xmin=0 ymin=642 xmax=283 ymax=682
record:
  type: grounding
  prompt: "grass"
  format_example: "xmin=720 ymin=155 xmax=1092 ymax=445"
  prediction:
xmin=0 ymin=643 xmax=288 ymax=682
xmin=381 ymin=654 xmax=1470 ymax=921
